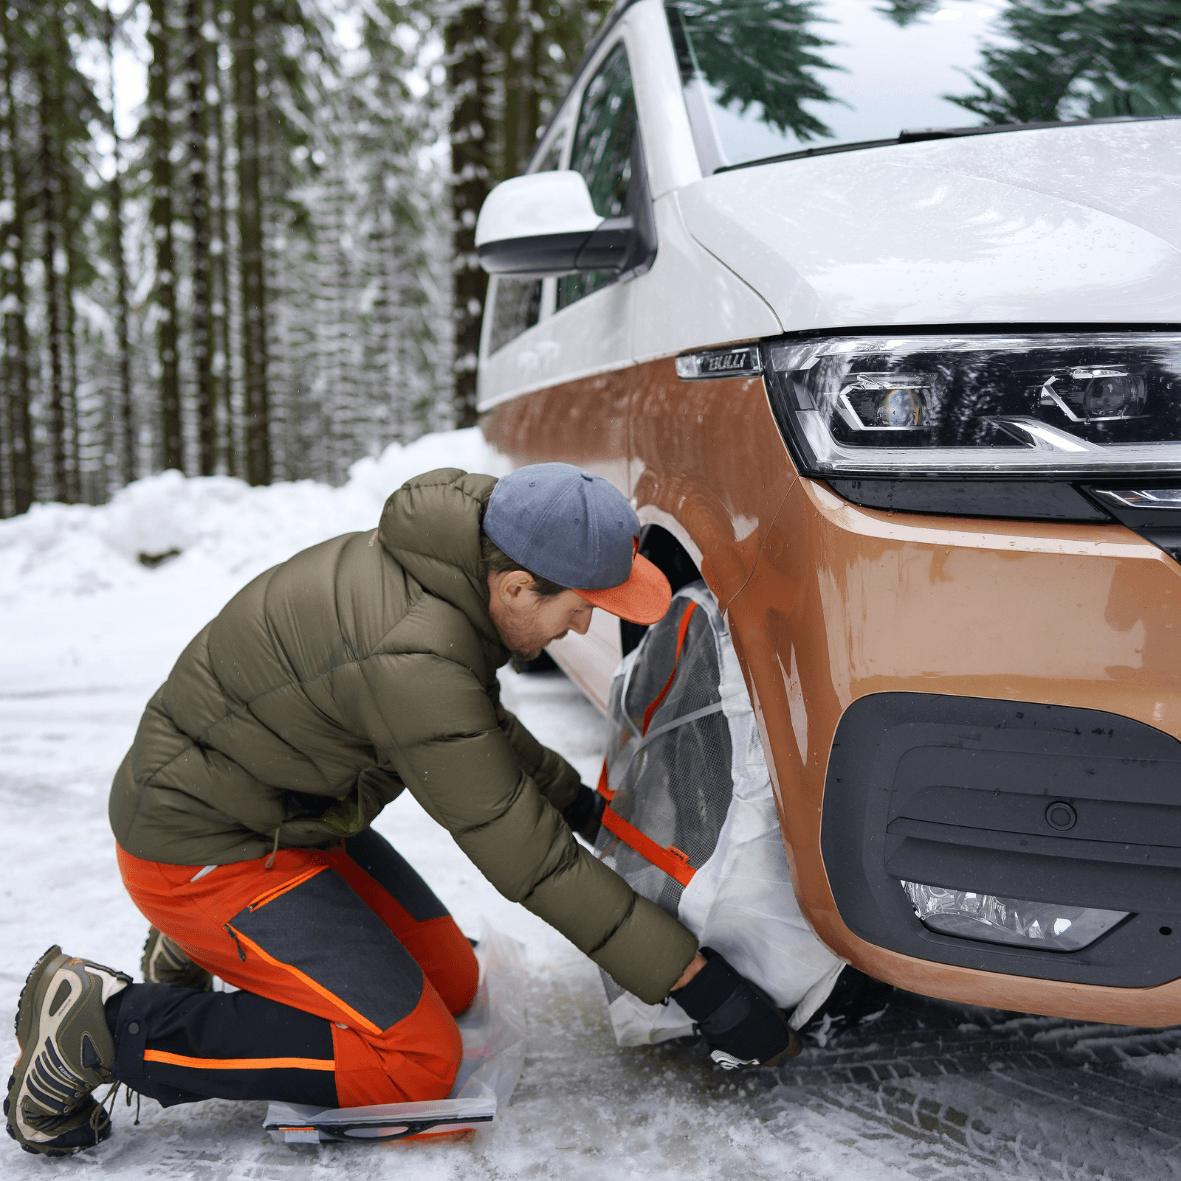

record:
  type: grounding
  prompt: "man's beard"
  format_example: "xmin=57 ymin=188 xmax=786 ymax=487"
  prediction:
xmin=508 ymin=628 xmax=569 ymax=662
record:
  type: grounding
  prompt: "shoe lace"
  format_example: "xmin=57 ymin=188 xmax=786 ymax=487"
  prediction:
xmin=92 ymin=1081 xmax=141 ymax=1131
xmin=94 ymin=1082 xmax=120 ymax=1131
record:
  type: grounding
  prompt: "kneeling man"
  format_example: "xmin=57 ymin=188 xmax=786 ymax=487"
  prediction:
xmin=8 ymin=463 xmax=795 ymax=1156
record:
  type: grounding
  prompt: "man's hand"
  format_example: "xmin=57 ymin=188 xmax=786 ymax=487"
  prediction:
xmin=669 ymin=948 xmax=800 ymax=1070
xmin=672 ymin=952 xmax=707 ymax=992
xmin=562 ymin=784 xmax=607 ymax=843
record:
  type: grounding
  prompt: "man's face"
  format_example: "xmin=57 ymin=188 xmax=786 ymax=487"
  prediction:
xmin=487 ymin=570 xmax=594 ymax=660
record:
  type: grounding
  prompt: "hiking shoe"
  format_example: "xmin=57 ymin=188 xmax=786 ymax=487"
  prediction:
xmin=142 ymin=927 xmax=213 ymax=991
xmin=5 ymin=945 xmax=130 ymax=1155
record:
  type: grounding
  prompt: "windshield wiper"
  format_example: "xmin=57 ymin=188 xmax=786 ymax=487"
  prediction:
xmin=898 ymin=113 xmax=1181 ymax=144
xmin=715 ymin=113 xmax=1181 ymax=175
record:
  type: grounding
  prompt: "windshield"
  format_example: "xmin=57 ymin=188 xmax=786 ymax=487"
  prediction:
xmin=666 ymin=0 xmax=1181 ymax=173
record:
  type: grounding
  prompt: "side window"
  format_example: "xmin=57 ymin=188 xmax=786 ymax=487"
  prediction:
xmin=536 ymin=128 xmax=567 ymax=174
xmin=486 ymin=130 xmax=566 ymax=355
xmin=557 ymin=42 xmax=637 ymax=311
xmin=487 ymin=278 xmax=543 ymax=355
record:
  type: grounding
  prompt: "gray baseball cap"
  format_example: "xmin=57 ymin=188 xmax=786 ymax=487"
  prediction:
xmin=483 ymin=463 xmax=671 ymax=624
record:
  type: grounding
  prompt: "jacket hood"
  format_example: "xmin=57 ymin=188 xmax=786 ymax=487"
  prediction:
xmin=378 ymin=467 xmax=504 ymax=661
xmin=677 ymin=119 xmax=1181 ymax=331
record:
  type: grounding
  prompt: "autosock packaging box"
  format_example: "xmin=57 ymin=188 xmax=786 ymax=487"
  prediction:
xmin=594 ymin=583 xmax=843 ymax=1045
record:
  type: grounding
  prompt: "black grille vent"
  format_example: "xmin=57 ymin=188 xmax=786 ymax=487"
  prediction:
xmin=822 ymin=693 xmax=1181 ymax=987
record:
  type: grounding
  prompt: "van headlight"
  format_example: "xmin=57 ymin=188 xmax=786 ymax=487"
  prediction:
xmin=761 ymin=332 xmax=1181 ymax=476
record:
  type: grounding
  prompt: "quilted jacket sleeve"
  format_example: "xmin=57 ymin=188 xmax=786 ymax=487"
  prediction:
xmin=489 ymin=681 xmax=582 ymax=813
xmin=337 ymin=649 xmax=697 ymax=1005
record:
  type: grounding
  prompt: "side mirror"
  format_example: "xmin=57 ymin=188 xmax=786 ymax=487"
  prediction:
xmin=475 ymin=171 xmax=643 ymax=279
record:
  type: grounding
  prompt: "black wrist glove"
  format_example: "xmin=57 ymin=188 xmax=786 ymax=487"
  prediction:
xmin=562 ymin=784 xmax=607 ymax=843
xmin=670 ymin=948 xmax=800 ymax=1069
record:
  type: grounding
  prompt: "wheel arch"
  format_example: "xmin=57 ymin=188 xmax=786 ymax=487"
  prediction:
xmin=622 ymin=523 xmax=702 ymax=654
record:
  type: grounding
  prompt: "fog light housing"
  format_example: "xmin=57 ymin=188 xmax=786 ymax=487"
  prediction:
xmin=901 ymin=880 xmax=1127 ymax=952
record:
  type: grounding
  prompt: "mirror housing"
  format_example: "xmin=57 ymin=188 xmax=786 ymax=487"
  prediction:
xmin=475 ymin=171 xmax=649 ymax=279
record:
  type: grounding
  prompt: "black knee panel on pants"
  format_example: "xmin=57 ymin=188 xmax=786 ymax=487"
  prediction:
xmin=107 ymin=983 xmax=338 ymax=1108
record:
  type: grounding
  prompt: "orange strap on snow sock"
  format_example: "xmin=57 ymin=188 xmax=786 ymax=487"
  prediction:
xmin=600 ymin=805 xmax=696 ymax=887
xmin=595 ymin=600 xmax=699 ymax=886
xmin=641 ymin=601 xmax=698 ymax=737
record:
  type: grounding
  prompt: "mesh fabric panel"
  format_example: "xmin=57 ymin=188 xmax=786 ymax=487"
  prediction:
xmin=595 ymin=585 xmax=733 ymax=1002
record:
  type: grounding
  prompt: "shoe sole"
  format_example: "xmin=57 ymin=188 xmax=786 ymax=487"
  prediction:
xmin=13 ymin=946 xmax=66 ymax=1065
xmin=5 ymin=945 xmax=109 ymax=1156
xmin=7 ymin=945 xmax=67 ymax=1149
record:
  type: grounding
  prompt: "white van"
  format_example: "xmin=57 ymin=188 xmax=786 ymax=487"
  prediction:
xmin=473 ymin=0 xmax=1181 ymax=1026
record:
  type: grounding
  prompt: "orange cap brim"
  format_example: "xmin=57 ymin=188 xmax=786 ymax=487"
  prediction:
xmin=574 ymin=553 xmax=671 ymax=625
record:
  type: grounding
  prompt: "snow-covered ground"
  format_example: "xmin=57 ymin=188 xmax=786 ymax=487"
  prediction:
xmin=3 ymin=430 xmax=1181 ymax=1179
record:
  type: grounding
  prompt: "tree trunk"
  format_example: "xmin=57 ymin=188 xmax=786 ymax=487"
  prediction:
xmin=524 ymin=0 xmax=542 ymax=167
xmin=232 ymin=0 xmax=270 ymax=485
xmin=147 ymin=0 xmax=183 ymax=473
xmin=107 ymin=7 xmax=135 ymax=488
xmin=211 ymin=0 xmax=234 ymax=476
xmin=65 ymin=225 xmax=81 ymax=502
xmin=499 ymin=0 xmax=520 ymax=181
xmin=186 ymin=0 xmax=215 ymax=474
xmin=1 ymin=6 xmax=32 ymax=514
xmin=36 ymin=54 xmax=69 ymax=503
xmin=446 ymin=0 xmax=491 ymax=429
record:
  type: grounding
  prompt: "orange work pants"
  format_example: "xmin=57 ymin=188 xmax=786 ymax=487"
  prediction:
xmin=111 ymin=830 xmax=479 ymax=1109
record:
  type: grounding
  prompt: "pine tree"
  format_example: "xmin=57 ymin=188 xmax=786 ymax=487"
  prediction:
xmin=949 ymin=0 xmax=1181 ymax=123
xmin=35 ymin=31 xmax=71 ymax=501
xmin=146 ymin=0 xmax=183 ymax=472
xmin=493 ymin=0 xmax=611 ymax=182
xmin=1 ymin=3 xmax=33 ymax=514
xmin=442 ymin=0 xmax=611 ymax=428
xmin=231 ymin=0 xmax=269 ymax=483
xmin=351 ymin=0 xmax=448 ymax=450
xmin=185 ymin=0 xmax=215 ymax=473
xmin=210 ymin=0 xmax=235 ymax=475
xmin=255 ymin=0 xmax=336 ymax=482
xmin=445 ymin=0 xmax=491 ymax=429
xmin=106 ymin=4 xmax=135 ymax=487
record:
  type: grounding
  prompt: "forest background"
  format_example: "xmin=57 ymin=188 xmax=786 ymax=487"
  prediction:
xmin=5 ymin=0 xmax=1177 ymax=516
xmin=0 ymin=0 xmax=607 ymax=515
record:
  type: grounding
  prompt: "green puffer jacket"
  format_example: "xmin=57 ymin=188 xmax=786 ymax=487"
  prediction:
xmin=109 ymin=467 xmax=697 ymax=1002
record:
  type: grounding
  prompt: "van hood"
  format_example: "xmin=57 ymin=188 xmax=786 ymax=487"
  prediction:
xmin=677 ymin=120 xmax=1181 ymax=332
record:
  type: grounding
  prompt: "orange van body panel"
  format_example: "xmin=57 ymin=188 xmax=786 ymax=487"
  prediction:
xmin=484 ymin=353 xmax=1181 ymax=1026
xmin=481 ymin=369 xmax=631 ymax=492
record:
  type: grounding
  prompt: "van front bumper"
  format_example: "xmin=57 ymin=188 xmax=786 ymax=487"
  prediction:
xmin=727 ymin=475 xmax=1181 ymax=1024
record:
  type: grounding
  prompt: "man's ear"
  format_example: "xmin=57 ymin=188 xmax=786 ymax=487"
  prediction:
xmin=489 ymin=569 xmax=536 ymax=604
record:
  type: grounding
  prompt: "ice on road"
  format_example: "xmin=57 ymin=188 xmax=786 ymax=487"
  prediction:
xmin=2 ymin=431 xmax=1180 ymax=1179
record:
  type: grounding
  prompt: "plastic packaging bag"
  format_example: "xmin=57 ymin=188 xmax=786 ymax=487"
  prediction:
xmin=595 ymin=582 xmax=843 ymax=1046
xmin=264 ymin=922 xmax=527 ymax=1144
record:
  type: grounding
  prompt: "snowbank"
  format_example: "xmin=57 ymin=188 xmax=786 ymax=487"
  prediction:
xmin=0 ymin=429 xmax=508 ymax=695
xmin=0 ymin=428 xmax=507 ymax=604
